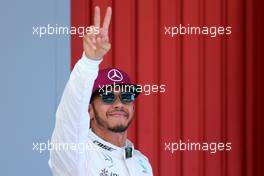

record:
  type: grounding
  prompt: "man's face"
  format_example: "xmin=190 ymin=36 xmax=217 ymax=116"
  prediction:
xmin=89 ymin=91 xmax=135 ymax=133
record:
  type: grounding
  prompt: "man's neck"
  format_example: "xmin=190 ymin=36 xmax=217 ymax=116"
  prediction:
xmin=91 ymin=126 xmax=127 ymax=147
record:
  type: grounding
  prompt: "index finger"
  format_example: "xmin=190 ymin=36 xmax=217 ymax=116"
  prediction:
xmin=102 ymin=7 xmax=112 ymax=31
xmin=94 ymin=6 xmax=100 ymax=28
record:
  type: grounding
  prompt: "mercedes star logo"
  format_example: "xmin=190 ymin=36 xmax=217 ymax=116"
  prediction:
xmin=108 ymin=69 xmax=123 ymax=82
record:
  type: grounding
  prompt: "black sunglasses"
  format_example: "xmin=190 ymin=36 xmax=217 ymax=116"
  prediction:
xmin=99 ymin=92 xmax=136 ymax=104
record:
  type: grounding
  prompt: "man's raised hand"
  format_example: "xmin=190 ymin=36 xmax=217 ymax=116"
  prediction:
xmin=83 ymin=6 xmax=112 ymax=60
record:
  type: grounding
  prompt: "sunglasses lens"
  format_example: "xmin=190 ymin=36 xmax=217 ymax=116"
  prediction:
xmin=100 ymin=92 xmax=136 ymax=104
xmin=121 ymin=92 xmax=135 ymax=103
xmin=101 ymin=93 xmax=115 ymax=104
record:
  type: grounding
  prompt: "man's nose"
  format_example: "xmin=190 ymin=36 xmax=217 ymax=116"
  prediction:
xmin=112 ymin=95 xmax=124 ymax=108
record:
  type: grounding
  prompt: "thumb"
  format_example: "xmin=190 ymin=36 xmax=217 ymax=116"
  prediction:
xmin=98 ymin=42 xmax=111 ymax=51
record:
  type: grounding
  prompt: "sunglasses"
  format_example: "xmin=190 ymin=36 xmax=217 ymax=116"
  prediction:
xmin=99 ymin=92 xmax=136 ymax=104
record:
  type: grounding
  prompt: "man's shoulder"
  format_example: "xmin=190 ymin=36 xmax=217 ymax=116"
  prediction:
xmin=133 ymin=149 xmax=153 ymax=175
xmin=133 ymin=149 xmax=150 ymax=162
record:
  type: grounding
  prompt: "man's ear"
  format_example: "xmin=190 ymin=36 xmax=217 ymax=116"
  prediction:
xmin=88 ymin=104 xmax=94 ymax=120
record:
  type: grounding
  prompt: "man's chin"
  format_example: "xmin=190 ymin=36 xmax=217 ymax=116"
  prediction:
xmin=108 ymin=124 xmax=129 ymax=133
xmin=108 ymin=115 xmax=129 ymax=124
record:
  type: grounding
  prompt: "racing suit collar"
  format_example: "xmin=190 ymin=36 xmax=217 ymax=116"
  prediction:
xmin=88 ymin=129 xmax=135 ymax=158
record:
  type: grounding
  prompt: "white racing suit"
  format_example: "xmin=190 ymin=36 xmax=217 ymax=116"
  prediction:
xmin=48 ymin=54 xmax=153 ymax=176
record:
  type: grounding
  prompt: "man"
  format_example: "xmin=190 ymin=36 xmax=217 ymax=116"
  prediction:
xmin=49 ymin=6 xmax=153 ymax=176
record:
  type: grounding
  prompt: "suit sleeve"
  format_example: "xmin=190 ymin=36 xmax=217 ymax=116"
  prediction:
xmin=48 ymin=53 xmax=102 ymax=176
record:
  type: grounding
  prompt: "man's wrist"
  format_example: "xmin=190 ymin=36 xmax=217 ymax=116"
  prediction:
xmin=81 ymin=52 xmax=103 ymax=67
xmin=84 ymin=52 xmax=103 ymax=61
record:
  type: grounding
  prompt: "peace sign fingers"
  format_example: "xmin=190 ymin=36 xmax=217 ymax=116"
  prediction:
xmin=83 ymin=6 xmax=112 ymax=60
xmin=93 ymin=6 xmax=112 ymax=34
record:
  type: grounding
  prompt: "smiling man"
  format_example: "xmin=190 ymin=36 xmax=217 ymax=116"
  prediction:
xmin=49 ymin=6 xmax=153 ymax=176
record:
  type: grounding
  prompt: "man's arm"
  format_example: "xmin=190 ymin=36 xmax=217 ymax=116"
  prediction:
xmin=49 ymin=6 xmax=112 ymax=176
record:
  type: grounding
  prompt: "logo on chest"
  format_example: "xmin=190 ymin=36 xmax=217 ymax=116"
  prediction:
xmin=93 ymin=140 xmax=116 ymax=152
xmin=99 ymin=168 xmax=119 ymax=176
xmin=103 ymin=153 xmax=114 ymax=168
